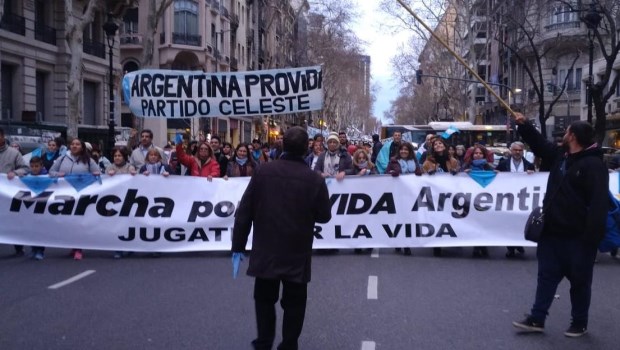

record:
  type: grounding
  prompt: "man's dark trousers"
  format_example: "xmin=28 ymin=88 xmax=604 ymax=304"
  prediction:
xmin=252 ymin=278 xmax=307 ymax=350
xmin=531 ymin=235 xmax=598 ymax=327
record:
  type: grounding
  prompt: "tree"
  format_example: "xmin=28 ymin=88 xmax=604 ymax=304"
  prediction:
xmin=142 ymin=0 xmax=174 ymax=67
xmin=305 ymin=0 xmax=378 ymax=135
xmin=558 ymin=0 xmax=620 ymax=143
xmin=64 ymin=0 xmax=138 ymax=139
xmin=382 ymin=0 xmax=477 ymax=124
xmin=498 ymin=0 xmax=582 ymax=137
xmin=65 ymin=0 xmax=104 ymax=139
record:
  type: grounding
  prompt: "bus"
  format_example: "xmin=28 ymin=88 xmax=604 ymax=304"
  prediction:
xmin=380 ymin=121 xmax=513 ymax=149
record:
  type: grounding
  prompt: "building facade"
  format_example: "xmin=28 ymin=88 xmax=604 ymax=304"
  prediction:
xmin=0 ymin=0 xmax=309 ymax=150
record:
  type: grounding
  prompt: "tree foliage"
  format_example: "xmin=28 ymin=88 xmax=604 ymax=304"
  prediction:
xmin=305 ymin=0 xmax=378 ymax=134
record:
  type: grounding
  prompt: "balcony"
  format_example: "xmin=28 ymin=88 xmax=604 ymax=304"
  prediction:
xmin=210 ymin=0 xmax=220 ymax=13
xmin=0 ymin=12 xmax=26 ymax=36
xmin=120 ymin=33 xmax=143 ymax=46
xmin=83 ymin=39 xmax=105 ymax=58
xmin=545 ymin=21 xmax=581 ymax=32
xmin=221 ymin=6 xmax=229 ymax=19
xmin=34 ymin=22 xmax=56 ymax=45
xmin=231 ymin=57 xmax=238 ymax=70
xmin=172 ymin=32 xmax=201 ymax=46
xmin=231 ymin=14 xmax=239 ymax=30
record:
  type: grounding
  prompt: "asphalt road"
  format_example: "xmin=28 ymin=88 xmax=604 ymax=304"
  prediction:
xmin=1 ymin=245 xmax=619 ymax=350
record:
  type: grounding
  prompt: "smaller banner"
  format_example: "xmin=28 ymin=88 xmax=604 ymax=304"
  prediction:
xmin=123 ymin=66 xmax=323 ymax=118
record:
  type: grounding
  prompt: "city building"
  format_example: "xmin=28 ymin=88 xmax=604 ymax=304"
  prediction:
xmin=0 ymin=0 xmax=310 ymax=150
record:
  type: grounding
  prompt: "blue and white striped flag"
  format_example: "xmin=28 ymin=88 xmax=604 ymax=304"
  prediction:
xmin=441 ymin=125 xmax=460 ymax=139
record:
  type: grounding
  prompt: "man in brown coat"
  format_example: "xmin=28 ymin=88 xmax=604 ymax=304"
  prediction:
xmin=232 ymin=126 xmax=332 ymax=350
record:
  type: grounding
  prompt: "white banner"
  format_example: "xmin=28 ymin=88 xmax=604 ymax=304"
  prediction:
xmin=1 ymin=173 xmax=618 ymax=251
xmin=122 ymin=66 xmax=323 ymax=118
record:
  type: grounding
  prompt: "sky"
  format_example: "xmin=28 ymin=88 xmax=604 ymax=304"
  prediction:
xmin=351 ymin=1 xmax=410 ymax=123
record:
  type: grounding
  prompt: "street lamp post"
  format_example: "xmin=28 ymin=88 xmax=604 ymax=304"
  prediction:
xmin=103 ymin=14 xmax=119 ymax=157
xmin=584 ymin=2 xmax=602 ymax=124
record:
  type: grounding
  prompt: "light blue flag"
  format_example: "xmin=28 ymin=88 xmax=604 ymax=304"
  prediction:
xmin=468 ymin=170 xmax=497 ymax=188
xmin=375 ymin=141 xmax=392 ymax=174
xmin=19 ymin=176 xmax=57 ymax=196
xmin=64 ymin=174 xmax=100 ymax=192
xmin=441 ymin=125 xmax=460 ymax=139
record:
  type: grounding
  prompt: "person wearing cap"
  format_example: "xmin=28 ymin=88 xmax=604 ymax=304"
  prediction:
xmin=232 ymin=126 xmax=332 ymax=350
xmin=314 ymin=132 xmax=353 ymax=180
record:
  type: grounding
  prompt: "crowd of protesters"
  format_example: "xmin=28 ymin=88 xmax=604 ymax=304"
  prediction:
xmin=1 ymin=125 xmax=618 ymax=261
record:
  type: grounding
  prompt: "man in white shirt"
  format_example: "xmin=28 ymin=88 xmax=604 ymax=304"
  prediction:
xmin=130 ymin=129 xmax=167 ymax=169
xmin=496 ymin=141 xmax=535 ymax=258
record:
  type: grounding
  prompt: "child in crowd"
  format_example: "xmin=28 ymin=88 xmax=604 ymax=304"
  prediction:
xmin=26 ymin=156 xmax=47 ymax=260
xmin=139 ymin=149 xmax=172 ymax=176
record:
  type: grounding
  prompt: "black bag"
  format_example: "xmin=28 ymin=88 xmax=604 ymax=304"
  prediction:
xmin=524 ymin=207 xmax=544 ymax=242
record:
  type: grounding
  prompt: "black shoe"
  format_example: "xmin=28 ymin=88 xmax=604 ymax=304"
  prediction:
xmin=506 ymin=250 xmax=516 ymax=258
xmin=394 ymin=248 xmax=401 ymax=253
xmin=354 ymin=249 xmax=362 ymax=254
xmin=480 ymin=247 xmax=489 ymax=257
xmin=512 ymin=315 xmax=544 ymax=333
xmin=516 ymin=247 xmax=525 ymax=254
xmin=564 ymin=325 xmax=588 ymax=338
xmin=14 ymin=249 xmax=25 ymax=257
xmin=611 ymin=247 xmax=618 ymax=258
xmin=433 ymin=248 xmax=442 ymax=257
xmin=403 ymin=248 xmax=412 ymax=256
xmin=472 ymin=248 xmax=482 ymax=258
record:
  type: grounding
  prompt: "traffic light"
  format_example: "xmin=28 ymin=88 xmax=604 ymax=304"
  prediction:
xmin=416 ymin=69 xmax=423 ymax=85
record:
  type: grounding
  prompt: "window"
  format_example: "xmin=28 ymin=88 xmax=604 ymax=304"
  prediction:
xmin=211 ymin=23 xmax=216 ymax=45
xmin=559 ymin=68 xmax=582 ymax=91
xmin=1 ymin=64 xmax=15 ymax=120
xmin=122 ymin=8 xmax=139 ymax=34
xmin=550 ymin=4 xmax=578 ymax=24
xmin=83 ymin=81 xmax=99 ymax=125
xmin=36 ymin=71 xmax=49 ymax=121
xmin=174 ymin=0 xmax=198 ymax=36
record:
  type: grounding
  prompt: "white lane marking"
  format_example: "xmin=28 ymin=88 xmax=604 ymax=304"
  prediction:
xmin=48 ymin=270 xmax=96 ymax=290
xmin=367 ymin=275 xmax=378 ymax=300
xmin=361 ymin=341 xmax=376 ymax=350
xmin=371 ymin=249 xmax=379 ymax=258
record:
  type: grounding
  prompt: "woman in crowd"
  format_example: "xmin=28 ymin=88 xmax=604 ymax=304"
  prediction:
xmin=386 ymin=142 xmax=421 ymax=256
xmin=463 ymin=145 xmax=496 ymax=258
xmin=422 ymin=138 xmax=459 ymax=174
xmin=305 ymin=139 xmax=324 ymax=171
xmin=387 ymin=142 xmax=421 ymax=177
xmin=49 ymin=138 xmax=101 ymax=260
xmin=107 ymin=146 xmax=136 ymax=176
xmin=42 ymin=138 xmax=62 ymax=171
xmin=176 ymin=141 xmax=220 ymax=180
xmin=463 ymin=145 xmax=496 ymax=172
xmin=106 ymin=146 xmax=137 ymax=259
xmin=422 ymin=138 xmax=459 ymax=257
xmin=224 ymin=143 xmax=257 ymax=179
xmin=352 ymin=149 xmax=377 ymax=175
xmin=139 ymin=149 xmax=172 ymax=176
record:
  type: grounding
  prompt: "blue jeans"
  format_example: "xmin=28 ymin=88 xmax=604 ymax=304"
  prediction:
xmin=530 ymin=235 xmax=597 ymax=327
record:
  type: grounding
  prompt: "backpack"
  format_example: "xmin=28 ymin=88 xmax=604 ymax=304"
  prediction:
xmin=599 ymin=192 xmax=620 ymax=253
